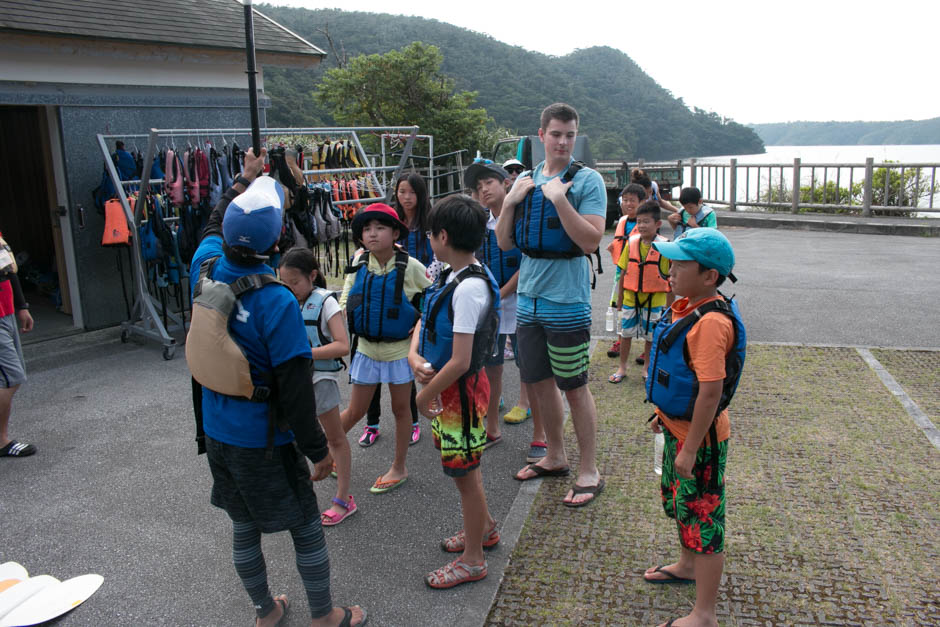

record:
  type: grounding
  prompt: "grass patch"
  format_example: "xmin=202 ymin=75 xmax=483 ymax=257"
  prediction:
xmin=487 ymin=344 xmax=940 ymax=625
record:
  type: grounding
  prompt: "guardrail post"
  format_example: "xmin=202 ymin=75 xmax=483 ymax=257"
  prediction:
xmin=690 ymin=159 xmax=697 ymax=188
xmin=791 ymin=158 xmax=801 ymax=214
xmin=863 ymin=157 xmax=874 ymax=217
xmin=729 ymin=158 xmax=737 ymax=211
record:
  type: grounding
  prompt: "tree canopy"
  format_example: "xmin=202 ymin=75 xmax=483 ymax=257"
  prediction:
xmin=315 ymin=42 xmax=494 ymax=155
xmin=258 ymin=5 xmax=765 ymax=160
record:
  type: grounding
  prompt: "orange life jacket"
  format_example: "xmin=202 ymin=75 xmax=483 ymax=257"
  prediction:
xmin=610 ymin=218 xmax=639 ymax=264
xmin=622 ymin=233 xmax=670 ymax=294
xmin=102 ymin=197 xmax=132 ymax=246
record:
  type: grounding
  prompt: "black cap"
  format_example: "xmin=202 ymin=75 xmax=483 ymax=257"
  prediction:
xmin=464 ymin=162 xmax=508 ymax=190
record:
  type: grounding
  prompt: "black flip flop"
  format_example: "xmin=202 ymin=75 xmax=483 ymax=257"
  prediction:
xmin=0 ymin=440 xmax=36 ymax=457
xmin=338 ymin=606 xmax=368 ymax=626
xmin=513 ymin=463 xmax=571 ymax=481
xmin=644 ymin=565 xmax=695 ymax=585
xmin=563 ymin=478 xmax=605 ymax=507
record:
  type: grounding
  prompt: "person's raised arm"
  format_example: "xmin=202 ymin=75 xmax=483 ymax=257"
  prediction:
xmin=496 ymin=176 xmax=534 ymax=251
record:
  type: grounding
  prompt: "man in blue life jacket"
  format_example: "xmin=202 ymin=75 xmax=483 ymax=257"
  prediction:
xmin=494 ymin=103 xmax=607 ymax=507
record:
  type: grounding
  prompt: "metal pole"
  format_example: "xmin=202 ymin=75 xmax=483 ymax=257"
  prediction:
xmin=863 ymin=157 xmax=874 ymax=216
xmin=729 ymin=158 xmax=737 ymax=212
xmin=385 ymin=127 xmax=419 ymax=204
xmin=243 ymin=0 xmax=261 ymax=154
xmin=791 ymin=158 xmax=801 ymax=214
xmin=690 ymin=159 xmax=697 ymax=188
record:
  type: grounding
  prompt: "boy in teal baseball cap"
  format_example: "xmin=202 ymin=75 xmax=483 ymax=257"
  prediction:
xmin=641 ymin=227 xmax=746 ymax=627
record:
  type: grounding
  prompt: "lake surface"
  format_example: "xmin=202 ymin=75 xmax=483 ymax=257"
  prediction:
xmin=679 ymin=145 xmax=940 ymax=215
xmin=693 ymin=144 xmax=940 ymax=164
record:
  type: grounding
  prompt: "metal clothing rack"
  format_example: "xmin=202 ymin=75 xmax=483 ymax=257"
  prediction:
xmin=96 ymin=126 xmax=419 ymax=359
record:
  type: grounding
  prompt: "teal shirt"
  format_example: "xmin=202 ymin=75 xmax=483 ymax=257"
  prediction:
xmin=516 ymin=160 xmax=607 ymax=305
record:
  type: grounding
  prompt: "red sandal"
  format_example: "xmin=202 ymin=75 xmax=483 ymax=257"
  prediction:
xmin=425 ymin=558 xmax=487 ymax=589
xmin=321 ymin=495 xmax=357 ymax=526
xmin=441 ymin=523 xmax=500 ymax=552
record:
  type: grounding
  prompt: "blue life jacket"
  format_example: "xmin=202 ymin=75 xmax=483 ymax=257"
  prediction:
xmin=400 ymin=229 xmax=433 ymax=266
xmin=477 ymin=227 xmax=521 ymax=288
xmin=301 ymin=288 xmax=344 ymax=372
xmin=513 ymin=161 xmax=586 ymax=259
xmin=419 ymin=264 xmax=500 ymax=372
xmin=345 ymin=249 xmax=421 ymax=342
xmin=646 ymin=295 xmax=746 ymax=421
xmin=646 ymin=295 xmax=745 ymax=488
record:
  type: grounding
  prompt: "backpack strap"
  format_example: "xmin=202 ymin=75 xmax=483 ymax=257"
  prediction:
xmin=393 ymin=249 xmax=410 ymax=306
xmin=562 ymin=160 xmax=585 ymax=183
xmin=229 ymin=272 xmax=282 ymax=298
xmin=345 ymin=250 xmax=369 ymax=275
xmin=658 ymin=298 xmax=731 ymax=352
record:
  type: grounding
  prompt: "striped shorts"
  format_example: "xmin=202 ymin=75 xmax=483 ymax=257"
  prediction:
xmin=516 ymin=295 xmax=591 ymax=390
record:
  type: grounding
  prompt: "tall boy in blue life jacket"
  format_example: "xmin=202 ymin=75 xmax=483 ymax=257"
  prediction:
xmin=187 ymin=148 xmax=366 ymax=627
xmin=466 ymin=161 xmax=554 ymax=463
xmin=495 ymin=102 xmax=607 ymax=507
xmin=409 ymin=194 xmax=501 ymax=588
xmin=642 ymin=228 xmax=745 ymax=627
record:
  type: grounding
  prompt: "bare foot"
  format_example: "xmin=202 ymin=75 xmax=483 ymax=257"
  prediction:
xmin=310 ymin=605 xmax=367 ymax=627
xmin=257 ymin=595 xmax=287 ymax=627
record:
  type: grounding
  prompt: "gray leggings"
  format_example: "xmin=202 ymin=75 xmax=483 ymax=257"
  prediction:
xmin=232 ymin=518 xmax=332 ymax=619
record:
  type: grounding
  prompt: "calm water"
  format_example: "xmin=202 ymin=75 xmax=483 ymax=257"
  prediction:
xmin=694 ymin=144 xmax=940 ymax=164
xmin=682 ymin=145 xmax=940 ymax=216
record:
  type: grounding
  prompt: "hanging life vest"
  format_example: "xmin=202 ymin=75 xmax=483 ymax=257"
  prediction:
xmin=419 ymin=264 xmax=500 ymax=373
xmin=345 ymin=250 xmax=421 ymax=342
xmin=401 ymin=229 xmax=433 ymax=266
xmin=477 ymin=227 xmax=520 ymax=288
xmin=102 ymin=198 xmax=131 ymax=247
xmin=513 ymin=161 xmax=586 ymax=259
xmin=645 ymin=295 xmax=746 ymax=485
xmin=301 ymin=288 xmax=344 ymax=372
xmin=165 ymin=149 xmax=185 ymax=207
xmin=623 ymin=234 xmax=670 ymax=295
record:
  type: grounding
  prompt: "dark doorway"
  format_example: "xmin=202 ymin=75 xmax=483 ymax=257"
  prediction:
xmin=0 ymin=105 xmax=76 ymax=343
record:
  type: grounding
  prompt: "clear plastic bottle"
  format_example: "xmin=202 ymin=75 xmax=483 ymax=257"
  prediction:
xmin=423 ymin=362 xmax=443 ymax=416
xmin=605 ymin=307 xmax=615 ymax=333
xmin=653 ymin=431 xmax=665 ymax=475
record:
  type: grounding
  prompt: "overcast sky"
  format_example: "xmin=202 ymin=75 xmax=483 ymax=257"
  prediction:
xmin=261 ymin=0 xmax=939 ymax=125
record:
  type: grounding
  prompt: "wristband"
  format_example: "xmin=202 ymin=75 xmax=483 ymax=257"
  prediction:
xmin=234 ymin=175 xmax=252 ymax=188
xmin=16 ymin=303 xmax=29 ymax=311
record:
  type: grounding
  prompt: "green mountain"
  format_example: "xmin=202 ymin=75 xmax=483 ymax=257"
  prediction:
xmin=258 ymin=6 xmax=764 ymax=160
xmin=750 ymin=119 xmax=940 ymax=145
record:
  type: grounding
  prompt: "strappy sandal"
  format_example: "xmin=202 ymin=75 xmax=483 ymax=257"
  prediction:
xmin=425 ymin=558 xmax=487 ymax=589
xmin=321 ymin=495 xmax=357 ymax=526
xmin=441 ymin=523 xmax=500 ymax=552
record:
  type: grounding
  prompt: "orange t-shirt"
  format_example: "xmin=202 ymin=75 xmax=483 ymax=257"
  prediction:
xmin=655 ymin=295 xmax=734 ymax=446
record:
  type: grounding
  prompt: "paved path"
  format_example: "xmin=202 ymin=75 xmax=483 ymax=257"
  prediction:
xmin=5 ymin=226 xmax=939 ymax=626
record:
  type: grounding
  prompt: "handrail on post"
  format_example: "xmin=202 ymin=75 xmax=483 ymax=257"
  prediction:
xmin=863 ymin=157 xmax=874 ymax=217
xmin=791 ymin=158 xmax=801 ymax=214
xmin=729 ymin=159 xmax=737 ymax=212
xmin=690 ymin=159 xmax=697 ymax=188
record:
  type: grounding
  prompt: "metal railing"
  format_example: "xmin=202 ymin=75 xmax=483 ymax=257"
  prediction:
xmin=685 ymin=157 xmax=940 ymax=216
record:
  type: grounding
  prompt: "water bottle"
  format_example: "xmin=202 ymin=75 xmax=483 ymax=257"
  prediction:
xmin=605 ymin=307 xmax=615 ymax=333
xmin=653 ymin=432 xmax=665 ymax=475
xmin=423 ymin=362 xmax=443 ymax=416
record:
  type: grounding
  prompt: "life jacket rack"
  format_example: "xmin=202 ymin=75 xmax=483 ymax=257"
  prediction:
xmin=95 ymin=125 xmax=421 ymax=360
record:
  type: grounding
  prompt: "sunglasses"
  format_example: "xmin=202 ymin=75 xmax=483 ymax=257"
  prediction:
xmin=506 ymin=167 xmax=524 ymax=174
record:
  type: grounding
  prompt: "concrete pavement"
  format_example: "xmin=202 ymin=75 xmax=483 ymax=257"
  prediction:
xmin=5 ymin=225 xmax=939 ymax=626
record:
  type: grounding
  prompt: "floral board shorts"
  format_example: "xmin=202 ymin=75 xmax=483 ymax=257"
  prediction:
xmin=660 ymin=428 xmax=727 ymax=554
xmin=431 ymin=370 xmax=489 ymax=477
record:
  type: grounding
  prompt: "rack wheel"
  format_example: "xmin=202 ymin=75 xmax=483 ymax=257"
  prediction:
xmin=163 ymin=345 xmax=176 ymax=361
xmin=120 ymin=329 xmax=130 ymax=343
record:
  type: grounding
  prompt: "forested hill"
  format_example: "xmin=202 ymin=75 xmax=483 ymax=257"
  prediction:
xmin=257 ymin=6 xmax=764 ymax=160
xmin=750 ymin=118 xmax=940 ymax=145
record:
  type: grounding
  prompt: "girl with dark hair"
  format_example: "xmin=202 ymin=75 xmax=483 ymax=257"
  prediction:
xmin=363 ymin=173 xmax=441 ymax=447
xmin=279 ymin=248 xmax=355 ymax=525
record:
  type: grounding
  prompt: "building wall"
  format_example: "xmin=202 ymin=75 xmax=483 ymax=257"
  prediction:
xmin=0 ymin=81 xmax=269 ymax=329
